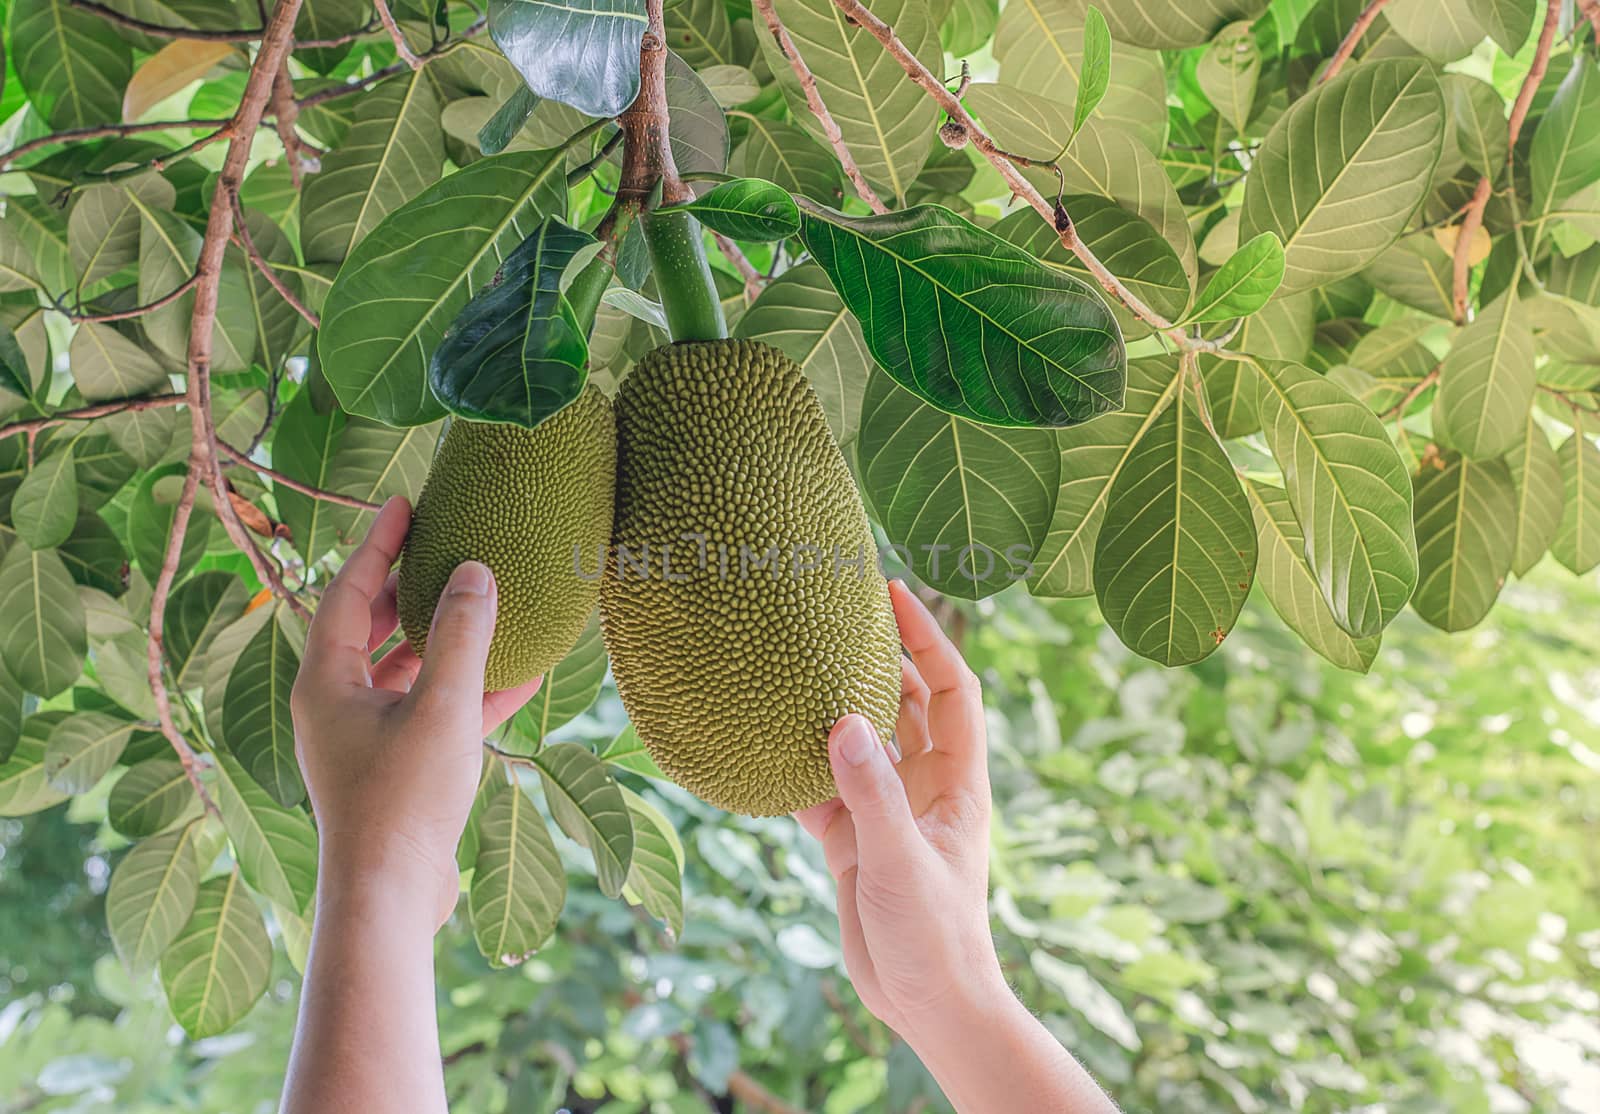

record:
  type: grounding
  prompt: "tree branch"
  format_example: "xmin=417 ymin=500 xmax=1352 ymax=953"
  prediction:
xmin=1451 ymin=0 xmax=1560 ymax=323
xmin=217 ymin=441 xmax=381 ymax=511
xmin=70 ymin=0 xmax=262 ymax=40
xmin=59 ymin=273 xmax=200 ymax=322
xmin=295 ymin=17 xmax=487 ymax=108
xmin=1318 ymin=0 xmax=1394 ymax=84
xmin=373 ymin=0 xmax=424 ymax=69
xmin=749 ymin=0 xmax=888 ymax=213
xmin=270 ymin=59 xmax=311 ymax=187
xmin=0 ymin=119 xmax=230 ymax=170
xmin=712 ymin=231 xmax=766 ymax=302
xmin=230 ymin=194 xmax=321 ymax=328
xmin=1379 ymin=367 xmax=1439 ymax=421
xmin=616 ymin=1 xmax=689 ymax=205
xmin=0 ymin=394 xmax=186 ymax=443
xmin=1579 ymin=0 xmax=1600 ymax=42
xmin=823 ymin=0 xmax=1191 ymax=347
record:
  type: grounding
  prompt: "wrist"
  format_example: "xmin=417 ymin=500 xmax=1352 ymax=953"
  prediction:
xmin=898 ymin=955 xmax=1020 ymax=1053
xmin=316 ymin=835 xmax=455 ymax=930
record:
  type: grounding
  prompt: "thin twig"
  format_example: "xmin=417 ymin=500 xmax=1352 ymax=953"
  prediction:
xmin=0 ymin=118 xmax=230 ymax=170
xmin=713 ymin=232 xmax=766 ymax=302
xmin=217 ymin=442 xmax=381 ymax=510
xmin=1319 ymin=0 xmax=1395 ymax=83
xmin=270 ymin=59 xmax=309 ymax=187
xmin=824 ymin=0 xmax=1191 ymax=348
xmin=1451 ymin=0 xmax=1560 ymax=322
xmin=295 ymin=17 xmax=487 ymax=108
xmin=749 ymin=0 xmax=888 ymax=214
xmin=69 ymin=0 xmax=262 ymax=40
xmin=296 ymin=18 xmax=385 ymax=48
xmin=373 ymin=0 xmax=423 ymax=68
xmin=566 ymin=128 xmax=625 ymax=186
xmin=58 ymin=273 xmax=200 ymax=322
xmin=1379 ymin=368 xmax=1439 ymax=421
xmin=0 ymin=394 xmax=186 ymax=442
xmin=230 ymin=194 xmax=321 ymax=327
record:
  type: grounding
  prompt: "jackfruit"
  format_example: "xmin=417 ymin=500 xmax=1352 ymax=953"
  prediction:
xmin=601 ymin=339 xmax=902 ymax=816
xmin=398 ymin=387 xmax=616 ymax=692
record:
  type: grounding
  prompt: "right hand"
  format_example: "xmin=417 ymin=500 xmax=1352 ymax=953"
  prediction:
xmin=794 ymin=580 xmax=1002 ymax=1041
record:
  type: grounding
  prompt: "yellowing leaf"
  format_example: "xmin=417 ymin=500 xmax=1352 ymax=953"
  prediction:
xmin=122 ymin=40 xmax=235 ymax=123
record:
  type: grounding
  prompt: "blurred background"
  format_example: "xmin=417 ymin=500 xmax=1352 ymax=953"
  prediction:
xmin=3 ymin=563 xmax=1598 ymax=1114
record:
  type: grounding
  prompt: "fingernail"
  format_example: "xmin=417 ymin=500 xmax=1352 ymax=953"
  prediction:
xmin=447 ymin=561 xmax=492 ymax=597
xmin=834 ymin=715 xmax=877 ymax=766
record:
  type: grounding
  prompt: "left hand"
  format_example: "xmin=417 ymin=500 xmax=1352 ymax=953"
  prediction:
xmin=290 ymin=497 xmax=543 ymax=930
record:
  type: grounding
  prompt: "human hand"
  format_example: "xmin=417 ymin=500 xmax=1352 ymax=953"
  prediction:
xmin=794 ymin=580 xmax=1000 ymax=1043
xmin=291 ymin=497 xmax=543 ymax=930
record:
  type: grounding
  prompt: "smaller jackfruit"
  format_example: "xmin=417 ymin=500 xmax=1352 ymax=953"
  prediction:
xmin=398 ymin=387 xmax=615 ymax=692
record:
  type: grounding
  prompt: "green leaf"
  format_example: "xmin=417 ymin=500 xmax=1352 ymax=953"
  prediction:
xmin=213 ymin=750 xmax=318 ymax=915
xmin=1508 ymin=419 xmax=1563 ymax=576
xmin=1241 ymin=58 xmax=1445 ymax=294
xmin=1029 ymin=357 xmax=1176 ymax=599
xmin=222 ymin=606 xmax=304 ymax=808
xmin=1552 ymin=429 xmax=1600 ymax=574
xmin=1442 ymin=73 xmax=1508 ymax=179
xmin=756 ymin=0 xmax=939 ymax=202
xmin=598 ymin=724 xmax=667 ymax=779
xmin=1361 ymin=233 xmax=1455 ymax=320
xmin=44 ymin=710 xmax=132 ymax=793
xmin=106 ymin=822 xmax=201 ymax=974
xmin=728 ymin=116 xmax=843 ymax=207
xmin=1092 ymin=390 xmax=1255 ymax=666
xmin=301 ymin=70 xmax=445 ymax=265
xmin=227 ymin=209 xmax=305 ymax=379
xmin=429 ymin=217 xmax=593 ymax=428
xmin=0 ymin=660 xmax=22 ymax=765
xmin=68 ymin=176 xmax=176 ymax=289
xmin=0 ymin=712 xmax=71 ymax=815
xmin=1383 ymin=0 xmax=1485 ymax=61
xmin=858 ymin=369 xmax=1060 ymax=599
xmin=58 ymin=511 xmax=128 ymax=597
xmin=479 ymin=84 xmax=541 ymax=155
xmin=201 ymin=606 xmax=274 ymax=752
xmin=160 ymin=872 xmax=273 ymax=1038
xmin=663 ymin=0 xmax=732 ymax=68
xmin=469 ymin=781 xmax=566 ymax=967
xmin=129 ymin=462 xmax=211 ymax=583
xmin=1411 ymin=452 xmax=1516 ymax=631
xmin=734 ymin=262 xmax=872 ymax=445
xmin=293 ymin=0 xmax=369 ymax=74
xmin=8 ymin=0 xmax=131 ymax=128
xmin=1073 ymin=6 xmax=1112 ymax=135
xmin=1434 ymin=291 xmax=1536 ymax=460
xmin=669 ymin=179 xmax=801 ymax=242
xmin=989 ymin=198 xmax=1191 ymax=341
xmin=1091 ymin=0 xmax=1267 ymax=48
xmin=664 ymin=52 xmax=730 ymax=178
xmin=13 ymin=444 xmax=78 ymax=549
xmin=1253 ymin=359 xmax=1419 ymax=638
xmin=1194 ymin=21 xmax=1260 ymax=134
xmin=1182 ymin=232 xmax=1283 ymax=325
xmin=620 ymin=786 xmax=683 ymax=939
xmin=942 ymin=0 xmax=998 ymax=55
xmin=164 ymin=570 xmax=249 ymax=689
xmin=67 ymin=321 xmax=169 ymax=403
xmin=699 ymin=64 xmax=761 ymax=108
xmin=104 ymin=406 xmax=179 ymax=469
xmin=0 ymin=324 xmax=33 ymax=401
xmin=319 ymin=148 xmax=570 ymax=426
xmin=799 ymin=204 xmax=1125 ymax=428
xmin=109 ymin=758 xmax=198 ymax=839
xmin=0 ymin=544 xmax=86 ymax=697
xmin=1468 ymin=0 xmax=1534 ymax=52
xmin=1530 ymin=57 xmax=1600 ymax=220
xmin=0 ymin=196 xmax=74 ymax=296
xmin=489 ymin=0 xmax=646 ymax=117
xmin=531 ymin=742 xmax=634 ymax=898
xmin=1245 ymin=479 xmax=1380 ymax=672
xmin=508 ymin=612 xmax=606 ymax=747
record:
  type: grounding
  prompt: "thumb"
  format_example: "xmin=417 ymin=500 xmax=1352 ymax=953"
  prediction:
xmin=829 ymin=715 xmax=921 ymax=872
xmin=410 ymin=561 xmax=497 ymax=712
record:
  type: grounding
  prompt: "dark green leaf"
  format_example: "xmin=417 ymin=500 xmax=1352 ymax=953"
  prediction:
xmin=1468 ymin=0 xmax=1534 ymax=53
xmin=129 ymin=463 xmax=211 ymax=583
xmin=108 ymin=758 xmax=198 ymax=839
xmin=8 ymin=0 xmax=131 ymax=128
xmin=489 ymin=0 xmax=646 ymax=117
xmin=222 ymin=607 xmax=304 ymax=808
xmin=13 ymin=444 xmax=78 ymax=549
xmin=668 ymin=179 xmax=800 ymax=242
xmin=728 ymin=116 xmax=843 ymax=207
xmin=531 ymin=742 xmax=634 ymax=898
xmin=1531 ymin=57 xmax=1600 ymax=220
xmin=479 ymin=84 xmax=541 ymax=155
xmin=164 ymin=571 xmax=250 ymax=689
xmin=0 ymin=324 xmax=33 ymax=400
xmin=58 ymin=511 xmax=130 ymax=597
xmin=0 ymin=544 xmax=86 ymax=697
xmin=1093 ymin=0 xmax=1268 ymax=48
xmin=213 ymin=750 xmax=318 ymax=915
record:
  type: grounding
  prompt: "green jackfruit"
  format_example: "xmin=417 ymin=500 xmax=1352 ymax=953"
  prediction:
xmin=601 ymin=340 xmax=902 ymax=816
xmin=398 ymin=387 xmax=616 ymax=692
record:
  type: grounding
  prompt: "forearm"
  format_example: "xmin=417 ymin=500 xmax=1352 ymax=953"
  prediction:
xmin=280 ymin=867 xmax=448 ymax=1114
xmin=905 ymin=973 xmax=1119 ymax=1114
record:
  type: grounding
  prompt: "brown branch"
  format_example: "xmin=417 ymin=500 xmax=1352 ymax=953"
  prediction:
xmin=1319 ymin=0 xmax=1395 ymax=84
xmin=749 ymin=0 xmax=888 ymax=213
xmin=295 ymin=17 xmax=487 ymax=108
xmin=59 ymin=273 xmax=200 ymax=322
xmin=1580 ymin=0 xmax=1600 ymax=43
xmin=230 ymin=195 xmax=321 ymax=328
xmin=70 ymin=0 xmax=262 ymax=40
xmin=823 ymin=0 xmax=1186 ymax=347
xmin=0 ymin=118 xmax=230 ymax=170
xmin=373 ymin=0 xmax=423 ymax=69
xmin=296 ymin=18 xmax=384 ymax=48
xmin=1380 ymin=367 xmax=1439 ymax=421
xmin=616 ymin=2 xmax=690 ymax=205
xmin=712 ymin=232 xmax=766 ymax=302
xmin=217 ymin=441 xmax=380 ymax=510
xmin=1451 ymin=0 xmax=1560 ymax=323
xmin=270 ymin=60 xmax=309 ymax=187
xmin=0 ymin=393 xmax=186 ymax=442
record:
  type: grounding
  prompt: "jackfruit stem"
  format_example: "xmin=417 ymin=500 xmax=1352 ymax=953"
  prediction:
xmin=642 ymin=208 xmax=728 ymax=343
xmin=567 ymin=256 xmax=612 ymax=338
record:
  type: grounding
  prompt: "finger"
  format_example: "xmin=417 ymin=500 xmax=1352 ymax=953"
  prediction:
xmin=482 ymin=675 xmax=544 ymax=734
xmin=888 ymin=580 xmax=985 ymax=774
xmin=828 ymin=715 xmax=921 ymax=874
xmin=367 ymin=570 xmax=401 ymax=653
xmin=371 ymin=639 xmax=422 ymax=693
xmin=895 ymin=657 xmax=932 ymax=759
xmin=407 ymin=561 xmax=497 ymax=720
xmin=301 ymin=497 xmax=411 ymax=689
xmin=834 ymin=872 xmax=879 ymax=1017
xmin=794 ymin=797 xmax=845 ymax=842
xmin=819 ymin=805 xmax=860 ymax=880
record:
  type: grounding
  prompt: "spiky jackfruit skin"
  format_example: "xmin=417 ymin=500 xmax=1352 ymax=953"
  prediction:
xmin=601 ymin=340 xmax=902 ymax=816
xmin=397 ymin=387 xmax=615 ymax=692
